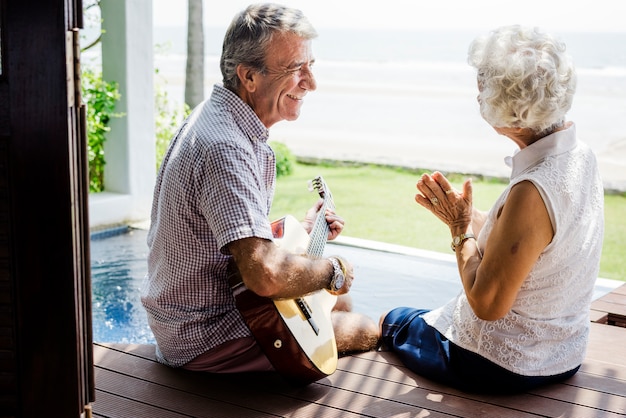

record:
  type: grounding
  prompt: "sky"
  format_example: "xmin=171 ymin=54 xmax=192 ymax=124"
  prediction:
xmin=153 ymin=0 xmax=626 ymax=32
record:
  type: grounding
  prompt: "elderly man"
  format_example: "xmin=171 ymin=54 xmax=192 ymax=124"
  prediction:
xmin=141 ymin=3 xmax=379 ymax=382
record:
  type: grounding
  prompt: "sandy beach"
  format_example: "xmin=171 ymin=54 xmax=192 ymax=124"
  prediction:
xmin=155 ymin=54 xmax=626 ymax=192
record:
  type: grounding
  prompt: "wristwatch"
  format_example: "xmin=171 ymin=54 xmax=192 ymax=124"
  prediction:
xmin=327 ymin=257 xmax=346 ymax=293
xmin=450 ymin=233 xmax=476 ymax=252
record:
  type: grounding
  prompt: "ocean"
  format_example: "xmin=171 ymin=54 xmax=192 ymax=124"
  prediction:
xmin=146 ymin=27 xmax=626 ymax=186
xmin=154 ymin=26 xmax=626 ymax=69
xmin=79 ymin=25 xmax=626 ymax=184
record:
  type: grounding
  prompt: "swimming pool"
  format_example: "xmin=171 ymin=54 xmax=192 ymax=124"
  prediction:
xmin=89 ymin=227 xmax=463 ymax=344
xmin=90 ymin=227 xmax=622 ymax=344
xmin=90 ymin=227 xmax=155 ymax=344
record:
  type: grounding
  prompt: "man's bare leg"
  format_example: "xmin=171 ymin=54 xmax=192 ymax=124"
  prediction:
xmin=332 ymin=311 xmax=380 ymax=354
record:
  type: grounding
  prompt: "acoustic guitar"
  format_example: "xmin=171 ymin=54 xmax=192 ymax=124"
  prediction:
xmin=229 ymin=176 xmax=338 ymax=385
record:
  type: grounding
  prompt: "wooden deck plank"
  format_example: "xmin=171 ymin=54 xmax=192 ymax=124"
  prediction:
xmin=562 ymin=364 xmax=626 ymax=397
xmin=606 ymin=283 xmax=626 ymax=296
xmin=93 ymin=343 xmax=460 ymax=417
xmin=94 ymin=343 xmax=405 ymax=418
xmin=591 ymin=299 xmax=626 ymax=318
xmin=95 ymin=368 xmax=278 ymax=418
xmin=92 ymin=390 xmax=192 ymax=418
xmin=333 ymin=350 xmax=626 ymax=417
xmin=100 ymin=344 xmax=524 ymax=418
xmin=585 ymin=321 xmax=626 ymax=372
xmin=590 ymin=283 xmax=626 ymax=326
xmin=93 ymin=345 xmax=355 ymax=418
xmin=92 ymin=320 xmax=626 ymax=418
xmin=326 ymin=355 xmax=542 ymax=418
xmin=590 ymin=309 xmax=610 ymax=324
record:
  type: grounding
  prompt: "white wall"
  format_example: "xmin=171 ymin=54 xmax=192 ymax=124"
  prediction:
xmin=91 ymin=0 xmax=155 ymax=228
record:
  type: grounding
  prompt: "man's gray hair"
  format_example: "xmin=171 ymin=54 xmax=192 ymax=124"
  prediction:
xmin=220 ymin=3 xmax=318 ymax=92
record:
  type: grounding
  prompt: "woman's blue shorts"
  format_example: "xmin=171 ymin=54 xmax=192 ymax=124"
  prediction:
xmin=381 ymin=307 xmax=579 ymax=393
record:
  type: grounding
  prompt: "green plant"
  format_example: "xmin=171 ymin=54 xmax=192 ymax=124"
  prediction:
xmin=270 ymin=141 xmax=296 ymax=178
xmin=82 ymin=67 xmax=122 ymax=192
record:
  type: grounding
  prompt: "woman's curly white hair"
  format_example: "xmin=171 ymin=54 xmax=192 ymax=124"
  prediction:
xmin=468 ymin=25 xmax=577 ymax=135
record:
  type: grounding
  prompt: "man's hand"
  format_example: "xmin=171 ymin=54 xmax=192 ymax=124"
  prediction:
xmin=302 ymin=199 xmax=345 ymax=240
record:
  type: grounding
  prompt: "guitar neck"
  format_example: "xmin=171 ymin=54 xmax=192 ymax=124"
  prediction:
xmin=305 ymin=176 xmax=336 ymax=260
xmin=306 ymin=200 xmax=331 ymax=259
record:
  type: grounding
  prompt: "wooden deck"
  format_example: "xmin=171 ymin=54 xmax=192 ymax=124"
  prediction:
xmin=89 ymin=235 xmax=626 ymax=417
xmin=591 ymin=283 xmax=626 ymax=327
xmin=92 ymin=319 xmax=626 ymax=418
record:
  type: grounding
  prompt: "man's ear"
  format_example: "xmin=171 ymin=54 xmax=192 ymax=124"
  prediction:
xmin=236 ymin=64 xmax=257 ymax=93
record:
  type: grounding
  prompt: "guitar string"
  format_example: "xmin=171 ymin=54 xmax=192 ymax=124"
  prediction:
xmin=307 ymin=197 xmax=334 ymax=259
xmin=307 ymin=209 xmax=328 ymax=258
xmin=307 ymin=177 xmax=331 ymax=258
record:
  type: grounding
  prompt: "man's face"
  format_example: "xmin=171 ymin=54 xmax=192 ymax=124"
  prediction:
xmin=239 ymin=32 xmax=316 ymax=128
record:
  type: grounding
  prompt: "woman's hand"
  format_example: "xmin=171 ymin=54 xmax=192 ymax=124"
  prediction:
xmin=414 ymin=171 xmax=473 ymax=234
xmin=302 ymin=199 xmax=345 ymax=240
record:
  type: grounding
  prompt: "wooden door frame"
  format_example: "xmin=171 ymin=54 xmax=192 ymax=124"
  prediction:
xmin=0 ymin=0 xmax=93 ymax=416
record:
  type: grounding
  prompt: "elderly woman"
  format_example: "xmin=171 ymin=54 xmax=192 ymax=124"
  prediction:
xmin=380 ymin=25 xmax=604 ymax=393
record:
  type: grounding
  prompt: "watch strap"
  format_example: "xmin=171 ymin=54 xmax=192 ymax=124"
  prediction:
xmin=327 ymin=257 xmax=346 ymax=292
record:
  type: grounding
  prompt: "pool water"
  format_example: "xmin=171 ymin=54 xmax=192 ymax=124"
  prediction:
xmin=89 ymin=228 xmax=465 ymax=344
xmin=89 ymin=228 xmax=463 ymax=343
xmin=90 ymin=227 xmax=155 ymax=344
xmin=89 ymin=228 xmax=621 ymax=344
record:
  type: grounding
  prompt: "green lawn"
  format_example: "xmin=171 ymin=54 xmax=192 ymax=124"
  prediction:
xmin=270 ymin=162 xmax=626 ymax=282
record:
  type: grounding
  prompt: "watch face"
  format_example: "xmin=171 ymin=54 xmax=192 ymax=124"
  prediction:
xmin=333 ymin=272 xmax=345 ymax=291
xmin=453 ymin=236 xmax=461 ymax=245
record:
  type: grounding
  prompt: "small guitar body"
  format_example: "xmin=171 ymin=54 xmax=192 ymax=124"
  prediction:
xmin=229 ymin=177 xmax=339 ymax=385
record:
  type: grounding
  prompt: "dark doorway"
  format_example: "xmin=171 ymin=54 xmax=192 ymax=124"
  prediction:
xmin=0 ymin=1 xmax=93 ymax=416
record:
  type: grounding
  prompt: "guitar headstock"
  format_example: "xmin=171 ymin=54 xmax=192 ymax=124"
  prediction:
xmin=308 ymin=176 xmax=335 ymax=209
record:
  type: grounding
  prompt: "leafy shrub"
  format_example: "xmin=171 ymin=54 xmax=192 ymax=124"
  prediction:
xmin=82 ymin=67 xmax=122 ymax=192
xmin=270 ymin=141 xmax=296 ymax=178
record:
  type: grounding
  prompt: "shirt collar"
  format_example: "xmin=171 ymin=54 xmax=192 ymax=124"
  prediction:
xmin=212 ymin=84 xmax=270 ymax=143
xmin=506 ymin=123 xmax=578 ymax=179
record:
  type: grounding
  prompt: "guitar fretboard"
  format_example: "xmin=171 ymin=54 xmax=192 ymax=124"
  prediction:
xmin=306 ymin=200 xmax=332 ymax=259
xmin=306 ymin=176 xmax=335 ymax=260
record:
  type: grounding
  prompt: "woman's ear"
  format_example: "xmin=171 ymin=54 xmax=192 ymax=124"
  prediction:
xmin=236 ymin=64 xmax=257 ymax=93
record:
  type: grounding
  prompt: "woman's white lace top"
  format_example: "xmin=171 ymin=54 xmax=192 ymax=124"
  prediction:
xmin=423 ymin=124 xmax=605 ymax=376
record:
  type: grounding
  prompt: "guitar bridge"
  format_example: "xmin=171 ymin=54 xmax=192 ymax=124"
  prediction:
xmin=296 ymin=298 xmax=319 ymax=335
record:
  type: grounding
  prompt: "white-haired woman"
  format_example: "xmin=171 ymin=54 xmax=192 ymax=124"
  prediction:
xmin=380 ymin=25 xmax=604 ymax=393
